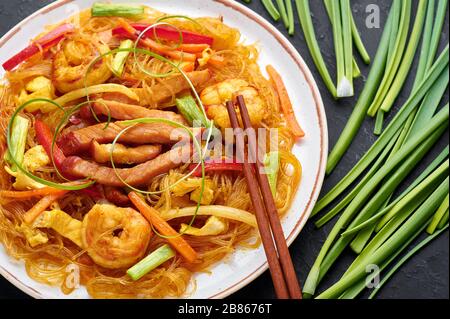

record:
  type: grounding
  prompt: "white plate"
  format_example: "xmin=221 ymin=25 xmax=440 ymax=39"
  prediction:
xmin=0 ymin=0 xmax=328 ymax=299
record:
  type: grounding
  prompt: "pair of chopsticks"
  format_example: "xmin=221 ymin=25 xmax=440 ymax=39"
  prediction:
xmin=226 ymin=96 xmax=302 ymax=299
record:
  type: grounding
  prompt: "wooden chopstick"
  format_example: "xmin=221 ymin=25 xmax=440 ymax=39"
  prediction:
xmin=236 ymin=95 xmax=302 ymax=299
xmin=226 ymin=101 xmax=290 ymax=299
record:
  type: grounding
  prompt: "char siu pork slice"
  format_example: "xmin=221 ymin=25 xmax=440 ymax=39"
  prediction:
xmin=61 ymin=144 xmax=192 ymax=187
xmin=90 ymin=141 xmax=162 ymax=165
xmin=58 ymin=121 xmax=190 ymax=156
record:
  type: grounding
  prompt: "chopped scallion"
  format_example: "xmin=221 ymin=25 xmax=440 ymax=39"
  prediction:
xmin=127 ymin=245 xmax=175 ymax=281
xmin=264 ymin=151 xmax=280 ymax=196
xmin=111 ymin=39 xmax=134 ymax=77
xmin=5 ymin=115 xmax=29 ymax=172
xmin=91 ymin=2 xmax=145 ymax=17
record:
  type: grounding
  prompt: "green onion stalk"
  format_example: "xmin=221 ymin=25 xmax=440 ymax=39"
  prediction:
xmin=295 ymin=0 xmax=337 ymax=98
xmin=323 ymin=0 xmax=367 ymax=79
xmin=342 ymin=153 xmax=449 ymax=236
xmin=377 ymin=0 xmax=428 ymax=115
xmin=304 ymin=105 xmax=449 ymax=297
xmin=315 ymin=46 xmax=449 ymax=214
xmin=325 ymin=2 xmax=396 ymax=173
xmin=367 ymin=0 xmax=412 ymax=117
xmin=275 ymin=0 xmax=290 ymax=29
xmin=313 ymin=129 xmax=402 ymax=225
xmin=285 ymin=0 xmax=295 ymax=35
xmin=339 ymin=214 xmax=437 ymax=298
xmin=369 ymin=224 xmax=449 ymax=299
xmin=349 ymin=0 xmax=448 ymax=248
xmin=262 ymin=0 xmax=281 ymax=21
xmin=427 ymin=194 xmax=449 ymax=235
xmin=317 ymin=177 xmax=449 ymax=299
xmin=315 ymin=128 xmax=449 ymax=289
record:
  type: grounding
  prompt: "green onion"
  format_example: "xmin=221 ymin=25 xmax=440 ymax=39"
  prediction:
xmin=5 ymin=115 xmax=29 ymax=172
xmin=344 ymin=159 xmax=449 ymax=237
xmin=323 ymin=0 xmax=362 ymax=80
xmin=407 ymin=71 xmax=449 ymax=143
xmin=91 ymin=2 xmax=145 ymax=17
xmin=386 ymin=0 xmax=402 ymax=67
xmin=345 ymin=171 xmax=446 ymax=275
xmin=7 ymin=99 xmax=94 ymax=191
xmin=340 ymin=216 xmax=434 ymax=299
xmin=369 ymin=224 xmax=449 ymax=299
xmin=176 ymin=95 xmax=211 ymax=128
xmin=385 ymin=0 xmax=442 ymax=156
xmin=352 ymin=59 xmax=361 ymax=78
xmin=337 ymin=0 xmax=354 ymax=97
xmin=127 ymin=245 xmax=175 ymax=281
xmin=427 ymin=194 xmax=449 ymax=235
xmin=313 ymin=129 xmax=401 ymax=225
xmin=330 ymin=0 xmax=346 ymax=98
xmin=261 ymin=0 xmax=281 ymax=21
xmin=304 ymin=106 xmax=449 ymax=297
xmin=111 ymin=39 xmax=133 ymax=77
xmin=438 ymin=209 xmax=449 ymax=229
xmin=367 ymin=0 xmax=412 ymax=117
xmin=275 ymin=0 xmax=290 ymax=29
xmin=317 ymin=46 xmax=448 ymax=212
xmin=316 ymin=126 xmax=448 ymax=285
xmin=285 ymin=0 xmax=295 ymax=35
xmin=342 ymin=148 xmax=449 ymax=236
xmin=264 ymin=151 xmax=280 ymax=196
xmin=317 ymin=177 xmax=449 ymax=299
xmin=325 ymin=3 xmax=396 ymax=173
xmin=350 ymin=9 xmax=370 ymax=64
xmin=295 ymin=0 xmax=337 ymax=98
xmin=374 ymin=110 xmax=384 ymax=135
xmin=413 ymin=0 xmax=435 ymax=89
xmin=378 ymin=0 xmax=427 ymax=114
xmin=425 ymin=0 xmax=449 ymax=72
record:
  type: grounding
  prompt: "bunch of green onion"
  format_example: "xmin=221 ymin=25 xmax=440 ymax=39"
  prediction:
xmin=252 ymin=0 xmax=370 ymax=99
xmin=327 ymin=0 xmax=448 ymax=173
xmin=305 ymin=0 xmax=449 ymax=299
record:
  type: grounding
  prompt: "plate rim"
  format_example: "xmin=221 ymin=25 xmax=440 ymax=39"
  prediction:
xmin=0 ymin=0 xmax=328 ymax=299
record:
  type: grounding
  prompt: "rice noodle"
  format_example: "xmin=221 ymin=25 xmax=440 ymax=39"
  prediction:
xmin=0 ymin=8 xmax=301 ymax=299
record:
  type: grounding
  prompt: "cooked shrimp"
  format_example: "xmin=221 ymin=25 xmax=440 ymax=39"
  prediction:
xmin=200 ymin=79 xmax=266 ymax=129
xmin=81 ymin=204 xmax=152 ymax=269
xmin=53 ymin=39 xmax=112 ymax=93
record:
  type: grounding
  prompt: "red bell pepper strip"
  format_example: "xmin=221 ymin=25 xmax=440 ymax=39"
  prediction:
xmin=2 ymin=23 xmax=74 ymax=71
xmin=112 ymin=23 xmax=214 ymax=46
xmin=34 ymin=120 xmax=67 ymax=172
xmin=189 ymin=160 xmax=244 ymax=177
xmin=35 ymin=120 xmax=110 ymax=201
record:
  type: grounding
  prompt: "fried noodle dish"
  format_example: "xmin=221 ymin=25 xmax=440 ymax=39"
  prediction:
xmin=0 ymin=3 xmax=304 ymax=298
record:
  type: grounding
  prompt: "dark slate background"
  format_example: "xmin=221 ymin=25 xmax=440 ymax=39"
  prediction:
xmin=0 ymin=0 xmax=448 ymax=299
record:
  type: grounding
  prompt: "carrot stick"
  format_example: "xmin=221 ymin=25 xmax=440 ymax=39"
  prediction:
xmin=178 ymin=43 xmax=210 ymax=53
xmin=266 ymin=65 xmax=305 ymax=139
xmin=210 ymin=55 xmax=226 ymax=66
xmin=23 ymin=191 xmax=67 ymax=224
xmin=128 ymin=192 xmax=198 ymax=263
xmin=181 ymin=62 xmax=195 ymax=72
xmin=1 ymin=188 xmax=66 ymax=199
xmin=0 ymin=182 xmax=83 ymax=200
